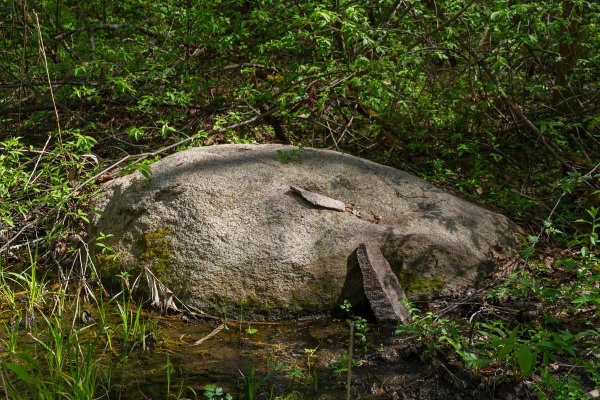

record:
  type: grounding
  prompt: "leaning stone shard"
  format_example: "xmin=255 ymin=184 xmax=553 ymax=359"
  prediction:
xmin=357 ymin=241 xmax=411 ymax=324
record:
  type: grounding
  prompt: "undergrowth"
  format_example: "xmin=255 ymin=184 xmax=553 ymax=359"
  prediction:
xmin=396 ymin=207 xmax=600 ymax=399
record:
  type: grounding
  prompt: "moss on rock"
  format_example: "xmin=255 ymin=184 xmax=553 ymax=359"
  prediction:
xmin=94 ymin=227 xmax=174 ymax=286
xmin=139 ymin=227 xmax=173 ymax=281
xmin=291 ymin=278 xmax=338 ymax=314
xmin=397 ymin=271 xmax=446 ymax=297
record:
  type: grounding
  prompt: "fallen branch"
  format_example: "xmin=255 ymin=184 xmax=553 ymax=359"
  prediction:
xmin=0 ymin=99 xmax=131 ymax=115
xmin=54 ymin=23 xmax=166 ymax=41
xmin=222 ymin=63 xmax=279 ymax=73
xmin=180 ymin=324 xmax=226 ymax=346
xmin=72 ymin=106 xmax=279 ymax=194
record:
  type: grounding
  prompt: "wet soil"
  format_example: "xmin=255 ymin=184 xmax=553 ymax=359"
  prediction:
xmin=99 ymin=312 xmax=504 ymax=400
xmin=0 ymin=295 xmax=509 ymax=400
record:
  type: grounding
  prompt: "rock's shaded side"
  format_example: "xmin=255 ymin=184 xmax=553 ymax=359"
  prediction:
xmin=90 ymin=144 xmax=519 ymax=319
xmin=357 ymin=242 xmax=411 ymax=324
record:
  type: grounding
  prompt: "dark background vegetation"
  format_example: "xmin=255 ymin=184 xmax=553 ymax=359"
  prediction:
xmin=2 ymin=0 xmax=598 ymax=227
xmin=0 ymin=0 xmax=599 ymax=398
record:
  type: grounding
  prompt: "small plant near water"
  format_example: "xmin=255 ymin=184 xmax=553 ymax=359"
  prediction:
xmin=245 ymin=324 xmax=258 ymax=335
xmin=304 ymin=347 xmax=319 ymax=393
xmin=330 ymin=349 xmax=358 ymax=376
xmin=240 ymin=362 xmax=282 ymax=400
xmin=337 ymin=300 xmax=371 ymax=398
xmin=340 ymin=300 xmax=370 ymax=351
xmin=203 ymin=383 xmax=232 ymax=400
xmin=286 ymin=364 xmax=305 ymax=383
xmin=165 ymin=355 xmax=175 ymax=395
xmin=95 ymin=232 xmax=119 ymax=265
xmin=165 ymin=356 xmax=195 ymax=400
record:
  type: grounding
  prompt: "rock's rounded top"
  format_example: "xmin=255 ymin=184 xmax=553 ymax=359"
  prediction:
xmin=92 ymin=144 xmax=518 ymax=319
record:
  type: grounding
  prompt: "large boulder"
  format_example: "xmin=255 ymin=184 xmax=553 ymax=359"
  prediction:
xmin=91 ymin=144 xmax=518 ymax=319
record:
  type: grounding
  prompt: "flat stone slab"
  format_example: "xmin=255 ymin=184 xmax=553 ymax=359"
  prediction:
xmin=290 ymin=186 xmax=346 ymax=212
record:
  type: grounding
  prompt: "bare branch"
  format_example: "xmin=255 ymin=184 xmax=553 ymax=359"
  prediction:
xmin=54 ymin=23 xmax=167 ymax=41
xmin=71 ymin=106 xmax=280 ymax=194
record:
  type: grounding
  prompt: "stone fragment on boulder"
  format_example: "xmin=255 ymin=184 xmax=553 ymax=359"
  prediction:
xmin=290 ymin=186 xmax=346 ymax=211
xmin=90 ymin=144 xmax=518 ymax=319
xmin=356 ymin=241 xmax=411 ymax=324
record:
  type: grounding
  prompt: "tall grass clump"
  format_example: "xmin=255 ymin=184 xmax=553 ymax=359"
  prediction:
xmin=0 ymin=256 xmax=104 ymax=399
xmin=0 ymin=134 xmax=161 ymax=397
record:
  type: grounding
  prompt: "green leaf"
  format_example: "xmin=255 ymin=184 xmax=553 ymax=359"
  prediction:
xmin=590 ymin=232 xmax=598 ymax=246
xmin=461 ymin=352 xmax=491 ymax=368
xmin=581 ymin=246 xmax=589 ymax=258
xmin=1 ymin=216 xmax=15 ymax=227
xmin=517 ymin=345 xmax=535 ymax=376
xmin=497 ymin=344 xmax=513 ymax=361
xmin=135 ymin=163 xmax=153 ymax=179
xmin=3 ymin=362 xmax=31 ymax=383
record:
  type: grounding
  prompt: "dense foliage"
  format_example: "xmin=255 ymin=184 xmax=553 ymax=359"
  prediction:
xmin=2 ymin=0 xmax=599 ymax=223
xmin=1 ymin=0 xmax=599 ymax=398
